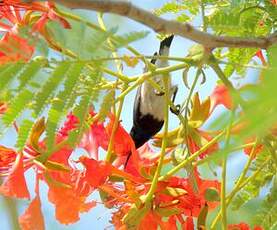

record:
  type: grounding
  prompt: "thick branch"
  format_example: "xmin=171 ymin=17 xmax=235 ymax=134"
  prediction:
xmin=52 ymin=0 xmax=277 ymax=49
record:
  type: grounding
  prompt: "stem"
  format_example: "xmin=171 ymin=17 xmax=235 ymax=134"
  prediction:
xmin=159 ymin=131 xmax=225 ymax=181
xmin=220 ymin=112 xmax=234 ymax=230
xmin=195 ymin=142 xmax=256 ymax=166
xmin=116 ymin=62 xmax=189 ymax=102
xmin=200 ymin=0 xmax=207 ymax=32
xmin=97 ymin=13 xmax=127 ymax=162
xmin=183 ymin=69 xmax=201 ymax=192
xmin=145 ymin=76 xmax=170 ymax=202
xmin=211 ymin=139 xmax=261 ymax=229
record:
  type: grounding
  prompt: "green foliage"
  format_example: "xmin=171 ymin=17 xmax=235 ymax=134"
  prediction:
xmin=68 ymin=72 xmax=101 ymax=147
xmin=16 ymin=119 xmax=34 ymax=151
xmin=17 ymin=61 xmax=43 ymax=92
xmin=98 ymin=90 xmax=115 ymax=122
xmin=0 ymin=63 xmax=24 ymax=94
xmin=255 ymin=177 xmax=277 ymax=229
xmin=1 ymin=89 xmax=33 ymax=127
xmin=45 ymin=62 xmax=85 ymax=151
xmin=114 ymin=31 xmax=150 ymax=48
xmin=231 ymin=150 xmax=276 ymax=210
xmin=154 ymin=0 xmax=200 ymax=22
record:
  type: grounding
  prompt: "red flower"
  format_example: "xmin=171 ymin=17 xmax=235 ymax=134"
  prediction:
xmin=243 ymin=137 xmax=264 ymax=157
xmin=19 ymin=195 xmax=45 ymax=230
xmin=210 ymin=84 xmax=233 ymax=112
xmin=47 ymin=169 xmax=96 ymax=224
xmin=0 ymin=102 xmax=7 ymax=114
xmin=0 ymin=32 xmax=34 ymax=63
xmin=187 ymin=130 xmax=219 ymax=159
xmin=184 ymin=216 xmax=194 ymax=230
xmin=0 ymin=1 xmax=70 ymax=63
xmin=228 ymin=223 xmax=263 ymax=230
xmin=0 ymin=152 xmax=30 ymax=199
xmin=59 ymin=112 xmax=109 ymax=160
xmin=106 ymin=114 xmax=136 ymax=156
xmin=255 ymin=50 xmax=267 ymax=66
xmin=0 ymin=145 xmax=17 ymax=168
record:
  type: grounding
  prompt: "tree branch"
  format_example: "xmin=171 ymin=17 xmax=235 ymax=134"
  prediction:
xmin=52 ymin=0 xmax=277 ymax=49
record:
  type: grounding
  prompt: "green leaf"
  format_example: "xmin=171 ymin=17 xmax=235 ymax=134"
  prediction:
xmin=98 ymin=90 xmax=115 ymax=121
xmin=255 ymin=177 xmax=277 ymax=229
xmin=67 ymin=72 xmax=101 ymax=147
xmin=232 ymin=151 xmax=276 ymax=210
xmin=17 ymin=61 xmax=43 ymax=92
xmin=46 ymin=62 xmax=85 ymax=151
xmin=16 ymin=119 xmax=34 ymax=151
xmin=33 ymin=62 xmax=71 ymax=115
xmin=0 ymin=63 xmax=24 ymax=94
xmin=114 ymin=31 xmax=150 ymax=48
xmin=1 ymin=89 xmax=33 ymax=127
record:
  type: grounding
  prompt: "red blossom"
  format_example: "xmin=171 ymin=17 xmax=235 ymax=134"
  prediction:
xmin=184 ymin=216 xmax=194 ymax=230
xmin=243 ymin=137 xmax=264 ymax=157
xmin=0 ymin=152 xmax=30 ymax=199
xmin=47 ymin=169 xmax=96 ymax=224
xmin=59 ymin=112 xmax=108 ymax=160
xmin=0 ymin=32 xmax=34 ymax=63
xmin=255 ymin=50 xmax=267 ymax=66
xmin=106 ymin=114 xmax=136 ymax=156
xmin=79 ymin=157 xmax=112 ymax=188
xmin=0 ymin=102 xmax=7 ymax=114
xmin=210 ymin=84 xmax=233 ymax=112
xmin=79 ymin=118 xmax=109 ymax=160
xmin=228 ymin=223 xmax=263 ymax=230
xmin=187 ymin=130 xmax=219 ymax=159
xmin=0 ymin=145 xmax=17 ymax=168
xmin=0 ymin=1 xmax=70 ymax=63
xmin=19 ymin=195 xmax=45 ymax=230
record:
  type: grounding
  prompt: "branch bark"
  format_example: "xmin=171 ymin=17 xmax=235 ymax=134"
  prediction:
xmin=51 ymin=0 xmax=277 ymax=49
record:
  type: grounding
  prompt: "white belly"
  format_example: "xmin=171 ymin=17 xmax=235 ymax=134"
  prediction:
xmin=140 ymin=75 xmax=171 ymax=121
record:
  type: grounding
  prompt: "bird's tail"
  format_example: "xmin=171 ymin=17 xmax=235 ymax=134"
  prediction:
xmin=159 ymin=35 xmax=174 ymax=55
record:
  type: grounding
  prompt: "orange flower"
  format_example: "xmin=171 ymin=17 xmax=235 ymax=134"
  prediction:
xmin=19 ymin=196 xmax=45 ymax=230
xmin=0 ymin=102 xmax=7 ymax=114
xmin=0 ymin=145 xmax=17 ymax=168
xmin=0 ymin=32 xmax=34 ymax=63
xmin=228 ymin=223 xmax=263 ymax=230
xmin=0 ymin=1 xmax=70 ymax=64
xmin=106 ymin=114 xmax=136 ymax=156
xmin=46 ymin=168 xmax=97 ymax=224
xmin=210 ymin=84 xmax=233 ymax=112
xmin=255 ymin=50 xmax=267 ymax=66
xmin=0 ymin=152 xmax=30 ymax=199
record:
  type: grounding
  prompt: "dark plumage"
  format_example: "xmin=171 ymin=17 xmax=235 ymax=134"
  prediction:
xmin=125 ymin=35 xmax=174 ymax=167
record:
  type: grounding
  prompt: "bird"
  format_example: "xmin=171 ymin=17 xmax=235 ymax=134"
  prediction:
xmin=125 ymin=35 xmax=178 ymax=167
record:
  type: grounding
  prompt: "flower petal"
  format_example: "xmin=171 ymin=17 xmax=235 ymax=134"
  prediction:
xmin=0 ymin=153 xmax=30 ymax=199
xmin=19 ymin=196 xmax=45 ymax=230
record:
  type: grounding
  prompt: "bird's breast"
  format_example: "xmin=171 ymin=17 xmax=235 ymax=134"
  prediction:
xmin=139 ymin=75 xmax=171 ymax=121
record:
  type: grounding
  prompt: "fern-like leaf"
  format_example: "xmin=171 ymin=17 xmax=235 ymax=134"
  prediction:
xmin=33 ymin=62 xmax=71 ymax=115
xmin=16 ymin=119 xmax=34 ymax=151
xmin=45 ymin=62 xmax=85 ymax=152
xmin=114 ymin=31 xmax=149 ymax=48
xmin=231 ymin=151 xmax=276 ymax=210
xmin=1 ymin=89 xmax=33 ymax=127
xmin=98 ymin=90 xmax=114 ymax=121
xmin=0 ymin=63 xmax=24 ymax=94
xmin=67 ymin=72 xmax=101 ymax=147
xmin=17 ymin=61 xmax=43 ymax=92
